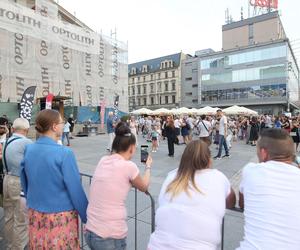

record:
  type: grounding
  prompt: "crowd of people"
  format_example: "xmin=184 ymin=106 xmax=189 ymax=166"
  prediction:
xmin=0 ymin=109 xmax=300 ymax=250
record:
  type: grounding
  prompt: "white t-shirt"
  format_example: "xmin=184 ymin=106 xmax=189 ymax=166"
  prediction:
xmin=148 ymin=169 xmax=231 ymax=250
xmin=237 ymin=161 xmax=300 ymax=250
xmin=63 ymin=122 xmax=71 ymax=132
xmin=198 ymin=120 xmax=212 ymax=138
xmin=174 ymin=119 xmax=180 ymax=129
xmin=219 ymin=116 xmax=227 ymax=135
xmin=187 ymin=117 xmax=194 ymax=129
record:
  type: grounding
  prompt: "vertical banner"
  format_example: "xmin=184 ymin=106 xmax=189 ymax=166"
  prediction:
xmin=45 ymin=93 xmax=54 ymax=109
xmin=113 ymin=94 xmax=119 ymax=120
xmin=100 ymin=99 xmax=106 ymax=129
xmin=19 ymin=86 xmax=37 ymax=121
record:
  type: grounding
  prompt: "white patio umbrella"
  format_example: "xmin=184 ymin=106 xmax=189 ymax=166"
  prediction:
xmin=240 ymin=106 xmax=258 ymax=116
xmin=197 ymin=106 xmax=219 ymax=115
xmin=131 ymin=108 xmax=152 ymax=115
xmin=173 ymin=107 xmax=193 ymax=115
xmin=189 ymin=108 xmax=200 ymax=115
xmin=223 ymin=105 xmax=258 ymax=116
xmin=151 ymin=108 xmax=171 ymax=115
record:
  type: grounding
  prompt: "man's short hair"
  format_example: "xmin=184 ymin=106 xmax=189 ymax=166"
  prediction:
xmin=257 ymin=129 xmax=295 ymax=161
xmin=217 ymin=109 xmax=222 ymax=112
xmin=12 ymin=118 xmax=30 ymax=130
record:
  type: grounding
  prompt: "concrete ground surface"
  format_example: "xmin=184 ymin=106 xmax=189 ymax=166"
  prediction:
xmin=0 ymin=133 xmax=258 ymax=250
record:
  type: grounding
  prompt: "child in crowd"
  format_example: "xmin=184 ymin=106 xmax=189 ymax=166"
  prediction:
xmin=151 ymin=126 xmax=159 ymax=152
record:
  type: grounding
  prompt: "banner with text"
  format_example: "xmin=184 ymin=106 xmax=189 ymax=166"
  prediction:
xmin=0 ymin=0 xmax=128 ymax=111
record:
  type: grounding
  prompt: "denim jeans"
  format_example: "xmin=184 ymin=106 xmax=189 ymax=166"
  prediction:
xmin=85 ymin=230 xmax=126 ymax=250
xmin=217 ymin=134 xmax=229 ymax=157
xmin=62 ymin=132 xmax=70 ymax=145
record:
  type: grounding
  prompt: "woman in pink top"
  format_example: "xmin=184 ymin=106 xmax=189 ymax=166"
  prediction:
xmin=85 ymin=122 xmax=152 ymax=250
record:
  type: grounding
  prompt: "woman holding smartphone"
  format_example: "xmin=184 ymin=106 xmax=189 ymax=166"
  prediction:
xmin=85 ymin=122 xmax=152 ymax=250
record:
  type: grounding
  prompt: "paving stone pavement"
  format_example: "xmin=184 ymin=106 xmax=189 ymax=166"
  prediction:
xmin=0 ymin=133 xmax=259 ymax=249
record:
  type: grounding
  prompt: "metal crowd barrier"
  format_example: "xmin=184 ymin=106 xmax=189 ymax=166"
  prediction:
xmin=221 ymin=207 xmax=244 ymax=250
xmin=79 ymin=173 xmax=156 ymax=250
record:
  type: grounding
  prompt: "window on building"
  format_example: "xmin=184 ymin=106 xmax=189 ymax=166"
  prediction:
xmin=249 ymin=23 xmax=254 ymax=38
xmin=165 ymin=62 xmax=168 ymax=68
xmin=165 ymin=72 xmax=168 ymax=78
xmin=131 ymin=67 xmax=136 ymax=75
xmin=172 ymin=81 xmax=176 ymax=91
xmin=185 ymin=92 xmax=193 ymax=96
xmin=138 ymin=98 xmax=141 ymax=106
xmin=158 ymin=82 xmax=162 ymax=92
xmin=150 ymin=84 xmax=154 ymax=93
xmin=192 ymin=84 xmax=198 ymax=88
xmin=128 ymin=87 xmax=130 ymax=96
xmin=172 ymin=95 xmax=176 ymax=103
xmin=151 ymin=97 xmax=154 ymax=105
xmin=201 ymin=84 xmax=287 ymax=103
xmin=160 ymin=96 xmax=162 ymax=104
xmin=131 ymin=78 xmax=134 ymax=84
xmin=143 ymin=76 xmax=146 ymax=82
xmin=137 ymin=86 xmax=141 ymax=94
xmin=143 ymin=98 xmax=147 ymax=105
xmin=172 ymin=71 xmax=175 ymax=77
xmin=151 ymin=74 xmax=153 ymax=80
xmin=192 ymin=99 xmax=198 ymax=103
xmin=158 ymin=73 xmax=161 ymax=79
xmin=132 ymin=86 xmax=135 ymax=95
xmin=138 ymin=77 xmax=140 ymax=82
xmin=165 ymin=96 xmax=168 ymax=104
xmin=185 ymin=77 xmax=192 ymax=81
xmin=165 ymin=82 xmax=168 ymax=91
xmin=143 ymin=85 xmax=146 ymax=94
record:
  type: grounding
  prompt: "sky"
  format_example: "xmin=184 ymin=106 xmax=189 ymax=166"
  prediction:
xmin=58 ymin=0 xmax=300 ymax=63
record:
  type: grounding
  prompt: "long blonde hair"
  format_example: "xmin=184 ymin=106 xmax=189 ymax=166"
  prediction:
xmin=166 ymin=140 xmax=211 ymax=199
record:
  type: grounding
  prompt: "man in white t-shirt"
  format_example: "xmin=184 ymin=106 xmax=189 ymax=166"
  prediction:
xmin=214 ymin=109 xmax=230 ymax=159
xmin=237 ymin=128 xmax=300 ymax=250
xmin=197 ymin=115 xmax=212 ymax=145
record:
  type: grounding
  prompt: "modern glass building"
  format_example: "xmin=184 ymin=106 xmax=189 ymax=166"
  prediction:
xmin=199 ymin=39 xmax=299 ymax=114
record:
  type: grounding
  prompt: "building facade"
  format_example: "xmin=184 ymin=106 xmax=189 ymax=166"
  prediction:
xmin=128 ymin=53 xmax=188 ymax=111
xmin=181 ymin=57 xmax=199 ymax=108
xmin=0 ymin=0 xmax=128 ymax=121
xmin=199 ymin=40 xmax=299 ymax=114
xmin=181 ymin=11 xmax=299 ymax=114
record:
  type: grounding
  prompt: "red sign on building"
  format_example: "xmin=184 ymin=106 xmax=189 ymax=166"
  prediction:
xmin=250 ymin=0 xmax=278 ymax=9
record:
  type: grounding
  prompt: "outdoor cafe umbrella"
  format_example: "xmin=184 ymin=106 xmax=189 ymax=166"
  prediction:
xmin=171 ymin=107 xmax=193 ymax=115
xmin=131 ymin=108 xmax=153 ymax=115
xmin=151 ymin=108 xmax=172 ymax=115
xmin=197 ymin=106 xmax=219 ymax=115
xmin=223 ymin=105 xmax=258 ymax=116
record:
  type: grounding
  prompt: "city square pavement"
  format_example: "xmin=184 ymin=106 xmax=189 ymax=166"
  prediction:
xmin=0 ymin=133 xmax=257 ymax=249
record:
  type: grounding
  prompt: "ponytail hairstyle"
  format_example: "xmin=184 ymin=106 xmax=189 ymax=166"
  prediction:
xmin=112 ymin=122 xmax=136 ymax=153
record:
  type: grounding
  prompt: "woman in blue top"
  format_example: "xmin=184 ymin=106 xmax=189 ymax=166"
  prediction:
xmin=20 ymin=109 xmax=88 ymax=250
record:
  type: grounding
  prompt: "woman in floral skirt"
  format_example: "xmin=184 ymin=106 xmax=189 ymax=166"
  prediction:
xmin=20 ymin=109 xmax=88 ymax=249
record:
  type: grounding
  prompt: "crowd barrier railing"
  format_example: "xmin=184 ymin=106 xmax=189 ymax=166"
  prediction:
xmin=79 ymin=173 xmax=155 ymax=250
xmin=221 ymin=207 xmax=244 ymax=250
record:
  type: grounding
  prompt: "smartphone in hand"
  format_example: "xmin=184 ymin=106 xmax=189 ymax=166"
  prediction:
xmin=141 ymin=145 xmax=149 ymax=163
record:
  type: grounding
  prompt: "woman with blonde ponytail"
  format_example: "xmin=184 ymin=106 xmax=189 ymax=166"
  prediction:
xmin=148 ymin=140 xmax=236 ymax=250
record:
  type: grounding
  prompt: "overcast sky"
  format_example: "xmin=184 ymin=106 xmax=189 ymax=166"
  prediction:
xmin=58 ymin=0 xmax=300 ymax=63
